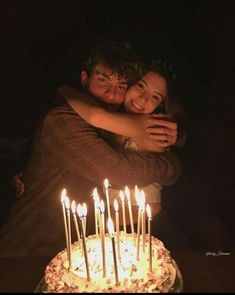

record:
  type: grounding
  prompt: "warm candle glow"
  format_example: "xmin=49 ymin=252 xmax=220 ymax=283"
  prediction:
xmin=92 ymin=187 xmax=99 ymax=202
xmin=104 ymin=179 xmax=111 ymax=218
xmin=92 ymin=188 xmax=100 ymax=239
xmin=146 ymin=204 xmax=151 ymax=219
xmin=77 ymin=203 xmax=83 ymax=218
xmin=104 ymin=178 xmax=109 ymax=189
xmin=64 ymin=196 xmax=70 ymax=210
xmin=82 ymin=203 xmax=87 ymax=217
xmin=114 ymin=199 xmax=119 ymax=212
xmin=100 ymin=200 xmax=105 ymax=214
xmin=134 ymin=185 xmax=140 ymax=205
xmin=125 ymin=186 xmax=130 ymax=201
xmin=71 ymin=200 xmax=76 ymax=213
xmin=119 ymin=190 xmax=125 ymax=203
xmin=61 ymin=188 xmax=67 ymax=203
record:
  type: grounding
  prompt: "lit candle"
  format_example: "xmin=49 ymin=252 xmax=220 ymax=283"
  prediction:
xmin=125 ymin=186 xmax=135 ymax=244
xmin=77 ymin=204 xmax=84 ymax=256
xmin=82 ymin=202 xmax=87 ymax=237
xmin=113 ymin=199 xmax=120 ymax=260
xmin=104 ymin=178 xmax=111 ymax=219
xmin=92 ymin=188 xmax=100 ymax=238
xmin=77 ymin=204 xmax=90 ymax=281
xmin=140 ymin=190 xmax=146 ymax=253
xmin=71 ymin=200 xmax=81 ymax=248
xmin=135 ymin=186 xmax=141 ymax=260
xmin=119 ymin=190 xmax=126 ymax=238
xmin=60 ymin=189 xmax=69 ymax=260
xmin=107 ymin=218 xmax=119 ymax=286
xmin=146 ymin=204 xmax=152 ymax=272
xmin=64 ymin=196 xmax=72 ymax=268
xmin=100 ymin=200 xmax=106 ymax=277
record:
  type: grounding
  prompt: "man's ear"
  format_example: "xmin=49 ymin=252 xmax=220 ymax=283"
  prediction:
xmin=81 ymin=71 xmax=89 ymax=86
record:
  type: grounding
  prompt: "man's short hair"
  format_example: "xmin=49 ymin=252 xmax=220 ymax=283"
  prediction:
xmin=80 ymin=41 xmax=138 ymax=84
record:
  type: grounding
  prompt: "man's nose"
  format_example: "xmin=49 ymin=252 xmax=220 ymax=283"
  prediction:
xmin=105 ymin=85 xmax=117 ymax=101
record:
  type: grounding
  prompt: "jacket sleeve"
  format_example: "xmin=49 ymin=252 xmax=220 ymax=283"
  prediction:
xmin=43 ymin=107 xmax=182 ymax=189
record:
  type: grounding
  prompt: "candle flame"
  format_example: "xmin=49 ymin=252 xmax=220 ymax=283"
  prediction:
xmin=134 ymin=185 xmax=140 ymax=204
xmin=125 ymin=186 xmax=130 ymax=201
xmin=107 ymin=217 xmax=115 ymax=236
xmin=64 ymin=196 xmax=70 ymax=210
xmin=100 ymin=200 xmax=105 ymax=213
xmin=146 ymin=204 xmax=152 ymax=219
xmin=114 ymin=199 xmax=119 ymax=212
xmin=92 ymin=188 xmax=99 ymax=202
xmin=104 ymin=178 xmax=109 ymax=189
xmin=61 ymin=188 xmax=67 ymax=203
xmin=139 ymin=190 xmax=145 ymax=210
xmin=71 ymin=200 xmax=76 ymax=213
xmin=77 ymin=203 xmax=83 ymax=218
xmin=82 ymin=202 xmax=87 ymax=217
xmin=119 ymin=190 xmax=125 ymax=202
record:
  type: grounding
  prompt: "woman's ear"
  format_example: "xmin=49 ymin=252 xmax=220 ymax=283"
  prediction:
xmin=81 ymin=71 xmax=89 ymax=86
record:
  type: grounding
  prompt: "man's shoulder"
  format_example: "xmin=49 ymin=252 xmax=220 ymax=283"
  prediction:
xmin=42 ymin=105 xmax=89 ymax=130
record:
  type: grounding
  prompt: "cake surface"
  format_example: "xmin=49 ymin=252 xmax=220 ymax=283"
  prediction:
xmin=44 ymin=232 xmax=183 ymax=293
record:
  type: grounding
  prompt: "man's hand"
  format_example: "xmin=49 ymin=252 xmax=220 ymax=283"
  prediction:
xmin=146 ymin=113 xmax=177 ymax=147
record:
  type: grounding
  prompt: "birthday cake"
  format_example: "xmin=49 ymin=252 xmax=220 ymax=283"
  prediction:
xmin=44 ymin=232 xmax=183 ymax=293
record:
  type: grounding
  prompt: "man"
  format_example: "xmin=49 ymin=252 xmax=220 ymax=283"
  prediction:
xmin=0 ymin=44 xmax=181 ymax=257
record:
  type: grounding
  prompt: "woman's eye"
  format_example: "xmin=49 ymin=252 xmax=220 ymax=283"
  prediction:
xmin=137 ymin=82 xmax=145 ymax=89
xmin=152 ymin=95 xmax=161 ymax=102
xmin=118 ymin=85 xmax=127 ymax=92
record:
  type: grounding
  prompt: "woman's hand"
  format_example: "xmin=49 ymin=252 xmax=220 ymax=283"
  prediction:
xmin=145 ymin=113 xmax=178 ymax=147
xmin=12 ymin=173 xmax=25 ymax=197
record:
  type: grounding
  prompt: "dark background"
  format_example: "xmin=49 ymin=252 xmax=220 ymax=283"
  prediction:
xmin=0 ymin=0 xmax=234 ymax=250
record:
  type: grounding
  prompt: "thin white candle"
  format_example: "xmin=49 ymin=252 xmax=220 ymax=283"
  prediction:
xmin=113 ymin=199 xmax=120 ymax=260
xmin=135 ymin=187 xmax=141 ymax=260
xmin=100 ymin=200 xmax=106 ymax=277
xmin=107 ymin=218 xmax=119 ymax=286
xmin=146 ymin=204 xmax=152 ymax=272
xmin=104 ymin=178 xmax=111 ymax=219
xmin=77 ymin=205 xmax=90 ymax=281
xmin=82 ymin=202 xmax=87 ymax=237
xmin=65 ymin=196 xmax=72 ymax=268
xmin=119 ymin=190 xmax=126 ymax=238
xmin=61 ymin=189 xmax=69 ymax=259
xmin=92 ymin=188 xmax=100 ymax=238
xmin=140 ymin=190 xmax=146 ymax=253
xmin=125 ymin=186 xmax=135 ymax=244
xmin=71 ymin=200 xmax=81 ymax=248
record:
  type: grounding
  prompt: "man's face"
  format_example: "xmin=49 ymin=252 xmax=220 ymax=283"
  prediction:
xmin=81 ymin=63 xmax=128 ymax=108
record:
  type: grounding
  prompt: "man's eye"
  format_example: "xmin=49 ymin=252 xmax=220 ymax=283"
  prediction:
xmin=98 ymin=76 xmax=106 ymax=82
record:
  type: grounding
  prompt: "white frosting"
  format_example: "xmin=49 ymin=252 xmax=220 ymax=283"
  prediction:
xmin=45 ymin=232 xmax=178 ymax=293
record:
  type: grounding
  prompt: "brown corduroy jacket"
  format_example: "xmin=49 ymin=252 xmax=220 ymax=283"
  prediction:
xmin=0 ymin=105 xmax=182 ymax=257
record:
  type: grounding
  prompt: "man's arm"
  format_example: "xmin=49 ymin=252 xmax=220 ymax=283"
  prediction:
xmin=43 ymin=106 xmax=182 ymax=188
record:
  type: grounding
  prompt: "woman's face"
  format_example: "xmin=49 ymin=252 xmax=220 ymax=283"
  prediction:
xmin=124 ymin=71 xmax=167 ymax=114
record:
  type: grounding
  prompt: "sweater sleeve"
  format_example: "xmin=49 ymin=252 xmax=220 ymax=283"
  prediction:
xmin=43 ymin=106 xmax=182 ymax=189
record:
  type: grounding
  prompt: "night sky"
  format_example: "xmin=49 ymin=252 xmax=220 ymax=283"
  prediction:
xmin=0 ymin=0 xmax=234 ymax=248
